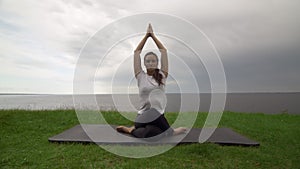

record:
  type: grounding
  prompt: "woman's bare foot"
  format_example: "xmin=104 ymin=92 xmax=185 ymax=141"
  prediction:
xmin=173 ymin=127 xmax=187 ymax=135
xmin=116 ymin=126 xmax=135 ymax=134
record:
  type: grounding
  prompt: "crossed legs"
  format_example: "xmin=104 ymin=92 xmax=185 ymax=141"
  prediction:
xmin=116 ymin=108 xmax=186 ymax=137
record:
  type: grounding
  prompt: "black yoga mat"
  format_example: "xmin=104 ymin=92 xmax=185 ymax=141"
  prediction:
xmin=48 ymin=124 xmax=259 ymax=146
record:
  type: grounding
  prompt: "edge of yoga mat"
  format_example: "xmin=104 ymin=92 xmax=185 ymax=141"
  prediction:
xmin=48 ymin=124 xmax=260 ymax=146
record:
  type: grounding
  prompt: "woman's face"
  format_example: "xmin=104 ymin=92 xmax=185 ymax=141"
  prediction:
xmin=144 ymin=54 xmax=158 ymax=70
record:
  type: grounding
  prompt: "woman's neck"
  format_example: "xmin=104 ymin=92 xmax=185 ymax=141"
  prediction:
xmin=147 ymin=68 xmax=155 ymax=76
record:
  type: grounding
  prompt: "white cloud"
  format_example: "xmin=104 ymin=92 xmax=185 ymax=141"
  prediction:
xmin=0 ymin=0 xmax=299 ymax=93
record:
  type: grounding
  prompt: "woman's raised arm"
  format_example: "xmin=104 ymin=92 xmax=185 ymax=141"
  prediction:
xmin=134 ymin=34 xmax=149 ymax=77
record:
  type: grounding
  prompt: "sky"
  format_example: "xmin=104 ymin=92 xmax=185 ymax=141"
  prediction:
xmin=0 ymin=0 xmax=299 ymax=94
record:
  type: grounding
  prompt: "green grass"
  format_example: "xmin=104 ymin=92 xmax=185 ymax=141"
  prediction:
xmin=0 ymin=109 xmax=299 ymax=169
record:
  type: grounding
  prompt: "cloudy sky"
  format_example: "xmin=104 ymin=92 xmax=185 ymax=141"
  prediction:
xmin=1 ymin=0 xmax=299 ymax=94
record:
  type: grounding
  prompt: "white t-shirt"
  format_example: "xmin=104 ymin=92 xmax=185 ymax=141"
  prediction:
xmin=136 ymin=70 xmax=167 ymax=115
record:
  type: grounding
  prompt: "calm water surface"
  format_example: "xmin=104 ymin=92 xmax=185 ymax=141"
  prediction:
xmin=0 ymin=93 xmax=299 ymax=114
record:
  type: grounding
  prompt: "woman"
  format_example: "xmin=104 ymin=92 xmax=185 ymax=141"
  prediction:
xmin=116 ymin=24 xmax=186 ymax=139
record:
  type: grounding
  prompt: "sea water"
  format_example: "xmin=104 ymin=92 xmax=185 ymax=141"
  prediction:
xmin=0 ymin=93 xmax=299 ymax=114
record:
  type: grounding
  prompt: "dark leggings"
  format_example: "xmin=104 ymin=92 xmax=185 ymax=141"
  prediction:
xmin=131 ymin=108 xmax=174 ymax=139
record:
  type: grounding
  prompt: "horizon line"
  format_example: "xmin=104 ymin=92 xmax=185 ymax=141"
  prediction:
xmin=1 ymin=91 xmax=300 ymax=95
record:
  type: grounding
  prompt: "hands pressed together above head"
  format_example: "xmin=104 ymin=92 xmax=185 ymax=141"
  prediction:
xmin=146 ymin=23 xmax=155 ymax=38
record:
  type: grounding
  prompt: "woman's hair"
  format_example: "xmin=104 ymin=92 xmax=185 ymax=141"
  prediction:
xmin=144 ymin=52 xmax=164 ymax=86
